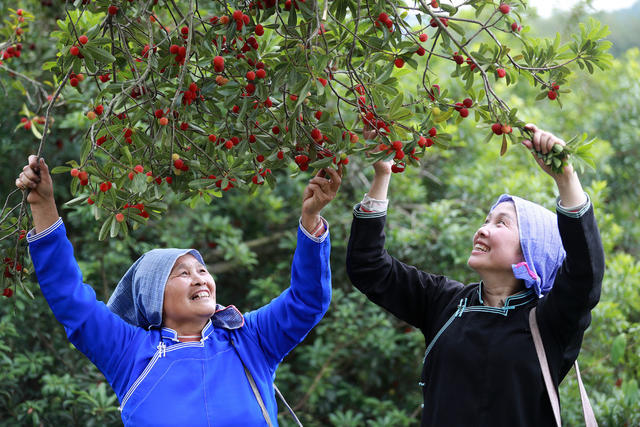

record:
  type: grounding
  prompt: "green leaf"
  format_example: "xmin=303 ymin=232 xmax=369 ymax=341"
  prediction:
xmin=83 ymin=45 xmax=116 ymax=64
xmin=98 ymin=216 xmax=114 ymax=241
xmin=611 ymin=333 xmax=627 ymax=365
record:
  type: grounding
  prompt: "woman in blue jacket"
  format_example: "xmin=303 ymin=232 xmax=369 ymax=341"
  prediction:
xmin=15 ymin=155 xmax=342 ymax=426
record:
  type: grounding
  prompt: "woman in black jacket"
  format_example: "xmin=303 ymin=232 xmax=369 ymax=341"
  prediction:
xmin=346 ymin=124 xmax=605 ymax=426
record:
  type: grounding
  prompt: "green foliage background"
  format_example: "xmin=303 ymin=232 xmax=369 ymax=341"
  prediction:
xmin=1 ymin=1 xmax=640 ymax=426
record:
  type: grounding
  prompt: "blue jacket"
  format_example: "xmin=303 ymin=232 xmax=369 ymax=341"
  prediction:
xmin=28 ymin=219 xmax=332 ymax=426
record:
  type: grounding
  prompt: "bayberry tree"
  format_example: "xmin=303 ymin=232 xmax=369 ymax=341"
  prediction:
xmin=1 ymin=0 xmax=612 ymax=296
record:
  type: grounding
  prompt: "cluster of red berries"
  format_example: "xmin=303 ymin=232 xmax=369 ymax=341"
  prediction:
xmin=127 ymin=165 xmax=145 ymax=180
xmin=548 ymin=82 xmax=560 ymax=100
xmin=169 ymin=44 xmax=188 ymax=65
xmin=231 ymin=10 xmax=251 ymax=30
xmin=491 ymin=123 xmax=513 ymax=135
xmin=430 ymin=17 xmax=448 ymax=27
xmin=283 ymin=0 xmax=306 ymax=12
xmin=70 ymin=168 xmax=90 ymax=185
xmin=418 ymin=127 xmax=437 ymax=148
xmin=99 ymin=181 xmax=113 ymax=192
xmin=511 ymin=21 xmax=522 ymax=32
xmin=181 ymin=82 xmax=202 ymax=106
xmin=20 ymin=117 xmax=32 ymax=131
xmin=1 ymin=43 xmax=22 ymax=60
xmin=376 ymin=12 xmax=394 ymax=32
xmin=251 ymin=168 xmax=271 ymax=185
xmin=69 ymin=72 xmax=85 ymax=87
xmin=295 ymin=154 xmax=310 ymax=171
xmin=454 ymin=98 xmax=473 ymax=118
xmin=3 ymin=258 xmax=22 ymax=284
xmin=123 ymin=202 xmax=150 ymax=218
xmin=173 ymin=158 xmax=190 ymax=172
xmin=98 ymin=73 xmax=111 ymax=83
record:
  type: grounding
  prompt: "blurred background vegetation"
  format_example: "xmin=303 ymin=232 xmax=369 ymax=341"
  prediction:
xmin=1 ymin=0 xmax=639 ymax=425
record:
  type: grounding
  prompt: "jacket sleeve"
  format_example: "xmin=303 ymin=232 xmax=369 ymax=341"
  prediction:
xmin=346 ymin=208 xmax=464 ymax=331
xmin=536 ymin=204 xmax=605 ymax=374
xmin=243 ymin=224 xmax=332 ymax=368
xmin=28 ymin=219 xmax=142 ymax=394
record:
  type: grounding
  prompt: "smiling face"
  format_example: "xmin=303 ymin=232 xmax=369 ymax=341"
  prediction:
xmin=162 ymin=254 xmax=217 ymax=334
xmin=467 ymin=201 xmax=524 ymax=276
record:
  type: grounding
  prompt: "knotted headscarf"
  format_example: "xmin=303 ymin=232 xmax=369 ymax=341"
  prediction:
xmin=491 ymin=194 xmax=566 ymax=297
xmin=107 ymin=248 xmax=205 ymax=329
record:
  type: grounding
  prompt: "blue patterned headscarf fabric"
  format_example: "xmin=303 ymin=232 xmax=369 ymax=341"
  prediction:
xmin=107 ymin=248 xmax=206 ymax=329
xmin=491 ymin=194 xmax=566 ymax=297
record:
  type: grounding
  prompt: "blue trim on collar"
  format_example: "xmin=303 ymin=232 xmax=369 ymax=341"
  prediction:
xmin=160 ymin=304 xmax=244 ymax=343
xmin=477 ymin=282 xmax=536 ymax=308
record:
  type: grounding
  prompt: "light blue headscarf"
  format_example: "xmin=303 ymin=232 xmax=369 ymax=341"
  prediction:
xmin=491 ymin=194 xmax=566 ymax=297
xmin=107 ymin=248 xmax=205 ymax=329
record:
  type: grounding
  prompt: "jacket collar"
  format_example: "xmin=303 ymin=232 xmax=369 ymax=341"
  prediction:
xmin=160 ymin=304 xmax=245 ymax=343
xmin=477 ymin=281 xmax=536 ymax=308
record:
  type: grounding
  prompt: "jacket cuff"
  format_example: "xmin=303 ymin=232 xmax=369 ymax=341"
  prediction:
xmin=353 ymin=203 xmax=387 ymax=219
xmin=299 ymin=216 xmax=329 ymax=243
xmin=26 ymin=217 xmax=64 ymax=243
xmin=556 ymin=193 xmax=591 ymax=218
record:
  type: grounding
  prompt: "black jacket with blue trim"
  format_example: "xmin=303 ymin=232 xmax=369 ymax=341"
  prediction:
xmin=346 ymin=204 xmax=604 ymax=426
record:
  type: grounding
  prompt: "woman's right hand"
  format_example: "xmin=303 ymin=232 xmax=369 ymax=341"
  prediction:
xmin=15 ymin=155 xmax=59 ymax=233
xmin=363 ymin=120 xmax=393 ymax=177
xmin=15 ymin=155 xmax=54 ymax=205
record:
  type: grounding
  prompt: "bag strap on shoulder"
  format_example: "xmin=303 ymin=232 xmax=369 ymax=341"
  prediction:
xmin=529 ymin=307 xmax=598 ymax=427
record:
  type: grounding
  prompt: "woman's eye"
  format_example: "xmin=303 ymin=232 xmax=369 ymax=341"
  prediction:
xmin=180 ymin=271 xmax=189 ymax=276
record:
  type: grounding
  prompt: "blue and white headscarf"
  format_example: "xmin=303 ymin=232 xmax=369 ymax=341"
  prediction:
xmin=491 ymin=194 xmax=566 ymax=297
xmin=107 ymin=248 xmax=205 ymax=329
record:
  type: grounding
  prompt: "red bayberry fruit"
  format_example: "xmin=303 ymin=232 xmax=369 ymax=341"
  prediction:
xmin=378 ymin=12 xmax=389 ymax=22
xmin=246 ymin=71 xmax=255 ymax=81
xmin=94 ymin=105 xmax=104 ymax=115
xmin=459 ymin=108 xmax=469 ymax=118
xmin=547 ymin=90 xmax=558 ymax=100
xmin=173 ymin=159 xmax=184 ymax=169
xmin=497 ymin=68 xmax=506 ymax=78
xmin=394 ymin=57 xmax=405 ymax=68
xmin=272 ymin=126 xmax=280 ymax=134
xmin=315 ymin=111 xmax=322 ymax=120
xmin=79 ymin=35 xmax=89 ymax=45
xmin=499 ymin=3 xmax=510 ymax=14
xmin=70 ymin=78 xmax=79 ymax=87
xmin=70 ymin=168 xmax=79 ymax=177
xmin=99 ymin=182 xmax=109 ymax=192
xmin=419 ymin=33 xmax=428 ymax=42
xmin=70 ymin=45 xmax=80 ymax=56
xmin=208 ymin=134 xmax=217 ymax=143
xmin=154 ymin=109 xmax=164 ymax=118
xmin=463 ymin=98 xmax=473 ymax=108
xmin=181 ymin=26 xmax=189 ymax=35
xmin=108 ymin=5 xmax=118 ymax=15
xmin=115 ymin=213 xmax=125 ymax=222
xmin=491 ymin=123 xmax=503 ymax=135
xmin=213 ymin=56 xmax=225 ymax=72
xmin=501 ymin=124 xmax=512 ymax=134
xmin=158 ymin=117 xmax=169 ymax=125
xmin=256 ymin=69 xmax=266 ymax=79
xmin=255 ymin=24 xmax=264 ymax=36
xmin=256 ymin=154 xmax=265 ymax=162
xmin=134 ymin=164 xmax=144 ymax=173
xmin=3 ymin=288 xmax=13 ymax=298
xmin=416 ymin=47 xmax=426 ymax=56
xmin=428 ymin=127 xmax=437 ymax=137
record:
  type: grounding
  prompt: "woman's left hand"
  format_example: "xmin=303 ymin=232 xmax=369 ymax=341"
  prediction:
xmin=301 ymin=165 xmax=343 ymax=232
xmin=521 ymin=123 xmax=574 ymax=180
xmin=522 ymin=123 xmax=586 ymax=207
